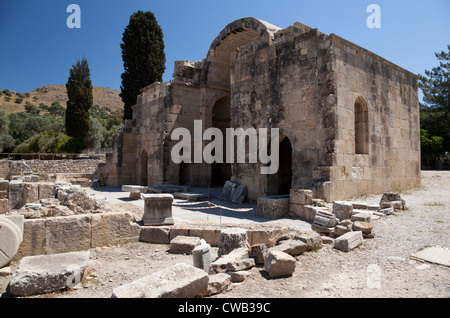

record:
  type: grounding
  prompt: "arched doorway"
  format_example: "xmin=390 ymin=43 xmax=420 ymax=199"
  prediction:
xmin=140 ymin=150 xmax=148 ymax=186
xmin=277 ymin=135 xmax=292 ymax=195
xmin=211 ymin=96 xmax=231 ymax=186
xmin=266 ymin=134 xmax=292 ymax=196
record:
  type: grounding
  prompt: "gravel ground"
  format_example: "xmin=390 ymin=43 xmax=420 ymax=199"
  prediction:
xmin=1 ymin=170 xmax=449 ymax=298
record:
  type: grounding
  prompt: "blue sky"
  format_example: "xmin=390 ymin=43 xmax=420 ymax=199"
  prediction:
xmin=0 ymin=0 xmax=449 ymax=98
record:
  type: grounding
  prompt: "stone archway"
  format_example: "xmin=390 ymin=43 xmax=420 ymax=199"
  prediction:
xmin=266 ymin=134 xmax=293 ymax=196
xmin=211 ymin=96 xmax=231 ymax=186
xmin=206 ymin=17 xmax=281 ymax=89
xmin=277 ymin=135 xmax=293 ymax=195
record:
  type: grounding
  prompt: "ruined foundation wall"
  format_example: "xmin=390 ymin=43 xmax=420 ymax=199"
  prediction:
xmin=331 ymin=35 xmax=421 ymax=200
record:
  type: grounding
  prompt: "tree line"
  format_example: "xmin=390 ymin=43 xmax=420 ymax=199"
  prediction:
xmin=0 ymin=10 xmax=164 ymax=156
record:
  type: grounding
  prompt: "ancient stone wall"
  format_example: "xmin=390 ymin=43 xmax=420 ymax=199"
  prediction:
xmin=331 ymin=35 xmax=421 ymax=200
xmin=0 ymin=159 xmax=103 ymax=180
xmin=230 ymin=24 xmax=336 ymax=199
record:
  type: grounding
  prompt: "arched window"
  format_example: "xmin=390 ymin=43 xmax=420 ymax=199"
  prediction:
xmin=354 ymin=97 xmax=369 ymax=154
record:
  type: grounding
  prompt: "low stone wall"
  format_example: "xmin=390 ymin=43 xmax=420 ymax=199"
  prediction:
xmin=17 ymin=212 xmax=140 ymax=258
xmin=0 ymin=159 xmax=104 ymax=181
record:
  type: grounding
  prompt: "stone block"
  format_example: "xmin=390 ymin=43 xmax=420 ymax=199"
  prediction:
xmin=352 ymin=221 xmax=373 ymax=236
xmin=169 ymin=235 xmax=201 ymax=254
xmin=201 ymin=227 xmax=222 ymax=246
xmin=247 ymin=227 xmax=288 ymax=247
xmin=122 ymin=185 xmax=148 ymax=199
xmin=111 ymin=263 xmax=209 ymax=298
xmin=24 ymin=183 xmax=39 ymax=205
xmin=0 ymin=198 xmax=8 ymax=214
xmin=91 ymin=212 xmax=140 ymax=248
xmin=333 ymin=201 xmax=353 ymax=221
xmin=334 ymin=224 xmax=352 ymax=237
xmin=264 ymin=250 xmax=296 ymax=278
xmin=140 ymin=226 xmax=170 ymax=244
xmin=311 ymin=223 xmax=335 ymax=235
xmin=142 ymin=194 xmax=174 ymax=226
xmin=218 ymin=228 xmax=249 ymax=256
xmin=231 ymin=184 xmax=248 ymax=204
xmin=9 ymin=181 xmax=26 ymax=210
xmin=206 ymin=273 xmax=231 ymax=296
xmin=334 ymin=231 xmax=363 ymax=252
xmin=379 ymin=207 xmax=394 ymax=215
xmin=44 ymin=215 xmax=91 ymax=254
xmin=0 ymin=179 xmax=9 ymax=191
xmin=221 ymin=180 xmax=239 ymax=201
xmin=38 ymin=182 xmax=54 ymax=200
xmin=303 ymin=205 xmax=321 ymax=222
xmin=295 ymin=231 xmax=323 ymax=251
xmin=16 ymin=218 xmax=46 ymax=258
xmin=192 ymin=244 xmax=212 ymax=273
xmin=228 ymin=270 xmax=250 ymax=283
xmin=248 ymin=243 xmax=268 ymax=265
xmin=9 ymin=251 xmax=90 ymax=296
xmin=270 ymin=239 xmax=307 ymax=256
xmin=290 ymin=189 xmax=313 ymax=205
xmin=226 ymin=257 xmax=255 ymax=272
xmin=210 ymin=247 xmax=248 ymax=274
xmin=257 ymin=195 xmax=290 ymax=219
xmin=351 ymin=212 xmax=371 ymax=222
xmin=313 ymin=210 xmax=338 ymax=227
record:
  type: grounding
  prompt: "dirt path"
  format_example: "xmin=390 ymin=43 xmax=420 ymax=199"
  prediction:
xmin=1 ymin=171 xmax=449 ymax=298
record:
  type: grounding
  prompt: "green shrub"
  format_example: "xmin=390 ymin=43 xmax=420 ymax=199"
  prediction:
xmin=14 ymin=97 xmax=23 ymax=104
xmin=13 ymin=131 xmax=86 ymax=154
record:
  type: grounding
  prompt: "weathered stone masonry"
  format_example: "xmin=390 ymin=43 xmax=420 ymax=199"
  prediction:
xmin=104 ymin=18 xmax=420 ymax=202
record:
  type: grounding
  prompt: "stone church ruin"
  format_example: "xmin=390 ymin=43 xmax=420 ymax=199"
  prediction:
xmin=104 ymin=17 xmax=421 ymax=203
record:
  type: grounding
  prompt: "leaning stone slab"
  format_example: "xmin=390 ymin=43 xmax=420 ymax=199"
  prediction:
xmin=111 ymin=263 xmax=209 ymax=298
xmin=231 ymin=184 xmax=248 ymax=204
xmin=221 ymin=180 xmax=239 ymax=201
xmin=264 ymin=250 xmax=296 ymax=278
xmin=142 ymin=193 xmax=174 ymax=226
xmin=334 ymin=231 xmax=363 ymax=252
xmin=9 ymin=251 xmax=90 ymax=296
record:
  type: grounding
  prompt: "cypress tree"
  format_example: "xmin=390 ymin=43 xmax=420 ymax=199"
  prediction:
xmin=65 ymin=58 xmax=93 ymax=139
xmin=120 ymin=10 xmax=166 ymax=120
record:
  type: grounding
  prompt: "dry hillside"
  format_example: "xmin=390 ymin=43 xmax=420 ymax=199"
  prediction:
xmin=0 ymin=85 xmax=124 ymax=114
